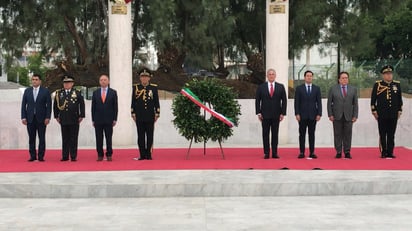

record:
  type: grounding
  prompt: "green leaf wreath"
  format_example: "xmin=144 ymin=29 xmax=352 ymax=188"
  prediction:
xmin=172 ymin=78 xmax=241 ymax=143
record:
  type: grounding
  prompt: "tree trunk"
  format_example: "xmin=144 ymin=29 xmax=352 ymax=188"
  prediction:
xmin=63 ymin=15 xmax=89 ymax=65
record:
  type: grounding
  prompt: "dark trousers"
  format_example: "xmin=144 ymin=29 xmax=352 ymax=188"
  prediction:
xmin=378 ymin=117 xmax=398 ymax=155
xmin=26 ymin=115 xmax=47 ymax=160
xmin=61 ymin=124 xmax=79 ymax=160
xmin=298 ymin=119 xmax=317 ymax=154
xmin=136 ymin=121 xmax=154 ymax=159
xmin=261 ymin=118 xmax=280 ymax=156
xmin=332 ymin=119 xmax=353 ymax=154
xmin=94 ymin=124 xmax=113 ymax=157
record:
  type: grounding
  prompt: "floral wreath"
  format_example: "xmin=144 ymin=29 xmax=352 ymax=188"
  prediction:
xmin=172 ymin=78 xmax=241 ymax=143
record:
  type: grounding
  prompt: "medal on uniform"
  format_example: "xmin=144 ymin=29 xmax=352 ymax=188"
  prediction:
xmin=393 ymin=85 xmax=398 ymax=93
xmin=148 ymin=90 xmax=153 ymax=98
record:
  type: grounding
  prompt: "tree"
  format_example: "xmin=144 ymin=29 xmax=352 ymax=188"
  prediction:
xmin=289 ymin=0 xmax=330 ymax=59
xmin=147 ymin=0 xmax=236 ymax=72
xmin=0 ymin=0 xmax=152 ymax=91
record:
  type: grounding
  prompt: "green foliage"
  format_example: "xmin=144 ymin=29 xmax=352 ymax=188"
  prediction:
xmin=28 ymin=54 xmax=49 ymax=77
xmin=381 ymin=4 xmax=412 ymax=58
xmin=172 ymin=78 xmax=241 ymax=143
xmin=289 ymin=0 xmax=330 ymax=58
xmin=8 ymin=67 xmax=29 ymax=86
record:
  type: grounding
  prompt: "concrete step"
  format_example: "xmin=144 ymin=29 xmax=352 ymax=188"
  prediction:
xmin=1 ymin=170 xmax=412 ymax=198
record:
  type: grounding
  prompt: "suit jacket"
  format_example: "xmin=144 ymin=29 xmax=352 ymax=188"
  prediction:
xmin=91 ymin=87 xmax=118 ymax=125
xmin=255 ymin=81 xmax=287 ymax=119
xmin=21 ymin=86 xmax=52 ymax=123
xmin=294 ymin=84 xmax=322 ymax=120
xmin=131 ymin=83 xmax=160 ymax=122
xmin=53 ymin=89 xmax=85 ymax=125
xmin=327 ymin=84 xmax=358 ymax=121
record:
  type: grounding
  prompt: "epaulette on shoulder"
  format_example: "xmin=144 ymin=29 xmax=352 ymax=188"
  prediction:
xmin=150 ymin=83 xmax=158 ymax=87
xmin=393 ymin=80 xmax=400 ymax=83
xmin=375 ymin=80 xmax=382 ymax=83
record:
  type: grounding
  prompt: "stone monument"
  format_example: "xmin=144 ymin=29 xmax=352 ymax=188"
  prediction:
xmin=108 ymin=0 xmax=135 ymax=146
xmin=266 ymin=0 xmax=289 ymax=144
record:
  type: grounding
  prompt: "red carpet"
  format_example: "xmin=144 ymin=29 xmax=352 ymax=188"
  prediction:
xmin=0 ymin=147 xmax=411 ymax=172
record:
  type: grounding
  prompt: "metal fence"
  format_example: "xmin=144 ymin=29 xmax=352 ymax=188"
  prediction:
xmin=289 ymin=59 xmax=412 ymax=98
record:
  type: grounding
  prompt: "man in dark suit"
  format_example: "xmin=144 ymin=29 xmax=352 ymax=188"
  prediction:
xmin=327 ymin=71 xmax=358 ymax=159
xmin=131 ymin=68 xmax=160 ymax=160
xmin=92 ymin=74 xmax=118 ymax=161
xmin=255 ymin=68 xmax=287 ymax=159
xmin=53 ymin=75 xmax=85 ymax=161
xmin=371 ymin=65 xmax=403 ymax=159
xmin=294 ymin=70 xmax=322 ymax=159
xmin=21 ymin=74 xmax=52 ymax=162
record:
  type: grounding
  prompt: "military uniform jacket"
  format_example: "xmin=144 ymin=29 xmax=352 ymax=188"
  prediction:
xmin=53 ymin=89 xmax=86 ymax=125
xmin=131 ymin=83 xmax=160 ymax=122
xmin=371 ymin=80 xmax=403 ymax=119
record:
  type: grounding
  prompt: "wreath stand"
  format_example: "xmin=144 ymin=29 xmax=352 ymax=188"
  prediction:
xmin=185 ymin=108 xmax=225 ymax=160
xmin=185 ymin=138 xmax=225 ymax=160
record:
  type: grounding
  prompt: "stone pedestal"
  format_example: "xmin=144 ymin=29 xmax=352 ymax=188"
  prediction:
xmin=108 ymin=1 xmax=135 ymax=146
xmin=266 ymin=0 xmax=289 ymax=144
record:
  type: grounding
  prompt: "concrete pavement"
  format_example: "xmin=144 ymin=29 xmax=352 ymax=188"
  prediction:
xmin=1 ymin=195 xmax=412 ymax=230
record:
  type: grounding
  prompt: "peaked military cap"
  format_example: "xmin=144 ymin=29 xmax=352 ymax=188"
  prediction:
xmin=139 ymin=68 xmax=152 ymax=77
xmin=62 ymin=75 xmax=75 ymax=82
xmin=381 ymin=65 xmax=394 ymax=74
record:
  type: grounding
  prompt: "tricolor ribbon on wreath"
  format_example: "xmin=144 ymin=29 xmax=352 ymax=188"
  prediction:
xmin=180 ymin=88 xmax=235 ymax=128
xmin=111 ymin=0 xmax=132 ymax=4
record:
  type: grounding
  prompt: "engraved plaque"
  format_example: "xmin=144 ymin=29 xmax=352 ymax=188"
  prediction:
xmin=112 ymin=4 xmax=127 ymax=14
xmin=269 ymin=4 xmax=286 ymax=14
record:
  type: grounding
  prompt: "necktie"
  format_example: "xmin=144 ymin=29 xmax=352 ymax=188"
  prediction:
xmin=33 ymin=88 xmax=38 ymax=102
xmin=270 ymin=83 xmax=274 ymax=97
xmin=342 ymin=86 xmax=347 ymax=97
xmin=307 ymin=85 xmax=311 ymax=95
xmin=102 ymin=88 xmax=106 ymax=103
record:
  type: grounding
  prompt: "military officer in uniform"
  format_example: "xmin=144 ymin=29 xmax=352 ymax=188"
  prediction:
xmin=371 ymin=65 xmax=403 ymax=158
xmin=53 ymin=75 xmax=86 ymax=161
xmin=131 ymin=69 xmax=160 ymax=160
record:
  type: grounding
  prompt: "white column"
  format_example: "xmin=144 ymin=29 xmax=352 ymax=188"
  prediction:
xmin=266 ymin=0 xmax=289 ymax=144
xmin=0 ymin=54 xmax=7 ymax=82
xmin=109 ymin=1 xmax=135 ymax=146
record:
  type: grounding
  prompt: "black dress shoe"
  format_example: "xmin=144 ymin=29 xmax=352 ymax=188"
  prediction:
xmin=71 ymin=159 xmax=77 ymax=162
xmin=97 ymin=157 xmax=103 ymax=161
xmin=264 ymin=155 xmax=269 ymax=159
xmin=381 ymin=153 xmax=386 ymax=158
xmin=60 ymin=158 xmax=69 ymax=161
xmin=28 ymin=158 xmax=36 ymax=162
xmin=335 ymin=153 xmax=342 ymax=158
xmin=344 ymin=153 xmax=352 ymax=159
xmin=38 ymin=159 xmax=45 ymax=162
xmin=309 ymin=154 xmax=318 ymax=159
xmin=386 ymin=154 xmax=396 ymax=159
xmin=298 ymin=153 xmax=305 ymax=159
xmin=107 ymin=156 xmax=113 ymax=161
xmin=272 ymin=154 xmax=279 ymax=159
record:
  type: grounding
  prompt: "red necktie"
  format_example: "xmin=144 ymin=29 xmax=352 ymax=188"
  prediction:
xmin=342 ymin=86 xmax=347 ymax=97
xmin=102 ymin=88 xmax=106 ymax=102
xmin=270 ymin=83 xmax=274 ymax=97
